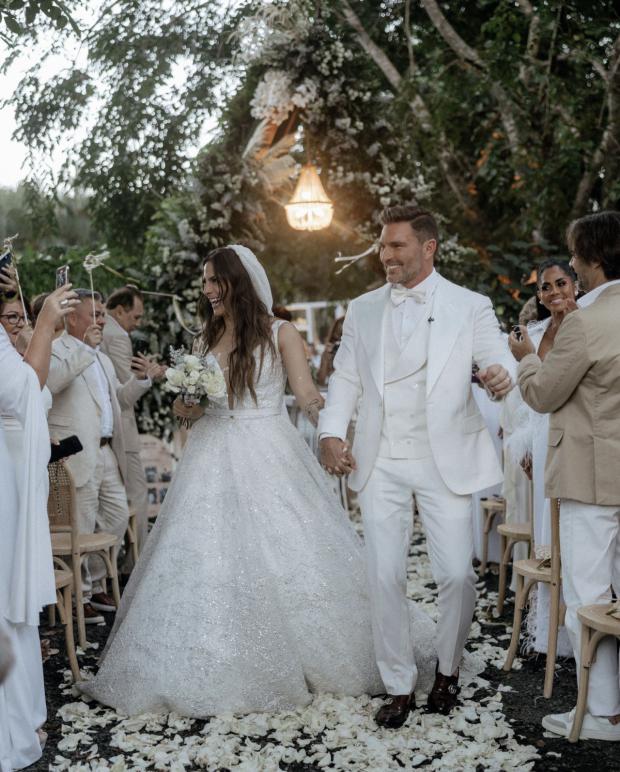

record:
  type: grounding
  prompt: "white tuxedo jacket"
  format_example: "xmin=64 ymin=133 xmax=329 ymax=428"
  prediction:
xmin=318 ymin=275 xmax=514 ymax=494
xmin=47 ymin=332 xmax=149 ymax=488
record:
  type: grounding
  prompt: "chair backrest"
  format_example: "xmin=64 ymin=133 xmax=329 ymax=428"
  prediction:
xmin=47 ymin=461 xmax=79 ymax=544
xmin=550 ymin=497 xmax=561 ymax=580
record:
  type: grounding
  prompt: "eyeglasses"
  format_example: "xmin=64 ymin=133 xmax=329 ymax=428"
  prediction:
xmin=0 ymin=313 xmax=27 ymax=326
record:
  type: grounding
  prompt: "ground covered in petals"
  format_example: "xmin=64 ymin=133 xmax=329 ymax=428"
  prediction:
xmin=34 ymin=518 xmax=613 ymax=771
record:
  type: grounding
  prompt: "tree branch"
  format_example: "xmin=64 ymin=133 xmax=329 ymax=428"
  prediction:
xmin=339 ymin=0 xmax=402 ymax=90
xmin=572 ymin=33 xmax=620 ymax=216
xmin=404 ymin=0 xmax=415 ymax=76
xmin=420 ymin=0 xmax=523 ymax=158
xmin=515 ymin=0 xmax=542 ymax=84
xmin=340 ymin=0 xmax=478 ymax=218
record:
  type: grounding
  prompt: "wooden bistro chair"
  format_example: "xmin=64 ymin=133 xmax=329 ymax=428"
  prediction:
xmin=47 ymin=461 xmax=121 ymax=649
xmin=52 ymin=557 xmax=81 ymax=682
xmin=503 ymin=498 xmax=564 ymax=698
xmin=496 ymin=486 xmax=533 ymax=615
xmin=569 ymin=601 xmax=620 ymax=742
xmin=478 ymin=496 xmax=506 ymax=577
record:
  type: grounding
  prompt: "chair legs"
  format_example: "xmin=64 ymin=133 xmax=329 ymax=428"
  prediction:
xmin=503 ymin=573 xmax=535 ymax=671
xmin=569 ymin=628 xmax=607 ymax=742
xmin=479 ymin=509 xmax=498 ymax=577
xmin=544 ymin=577 xmax=563 ymax=698
xmin=497 ymin=534 xmax=512 ymax=615
xmin=101 ymin=547 xmax=121 ymax=608
xmin=72 ymin=555 xmax=87 ymax=649
xmin=56 ymin=584 xmax=81 ymax=682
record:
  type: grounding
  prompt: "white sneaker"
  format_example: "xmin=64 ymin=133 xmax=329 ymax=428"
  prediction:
xmin=543 ymin=708 xmax=620 ymax=741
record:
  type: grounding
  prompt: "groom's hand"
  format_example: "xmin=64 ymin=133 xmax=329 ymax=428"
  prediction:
xmin=477 ymin=363 xmax=512 ymax=398
xmin=320 ymin=437 xmax=357 ymax=476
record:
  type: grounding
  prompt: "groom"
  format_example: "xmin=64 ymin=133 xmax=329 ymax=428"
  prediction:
xmin=319 ymin=205 xmax=513 ymax=727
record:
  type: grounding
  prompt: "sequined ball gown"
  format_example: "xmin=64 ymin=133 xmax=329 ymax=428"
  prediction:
xmin=80 ymin=321 xmax=437 ymax=717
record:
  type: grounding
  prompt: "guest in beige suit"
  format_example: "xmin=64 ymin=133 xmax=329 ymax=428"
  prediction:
xmin=47 ymin=289 xmax=151 ymax=621
xmin=102 ymin=286 xmax=164 ymax=571
xmin=515 ymin=210 xmax=620 ymax=741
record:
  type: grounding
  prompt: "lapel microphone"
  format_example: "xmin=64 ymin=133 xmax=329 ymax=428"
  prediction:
xmin=427 ymin=316 xmax=435 ymax=323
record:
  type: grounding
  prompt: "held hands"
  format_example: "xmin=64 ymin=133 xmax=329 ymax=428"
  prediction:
xmin=320 ymin=436 xmax=357 ymax=476
xmin=508 ymin=326 xmax=536 ymax=362
xmin=477 ymin=363 xmax=512 ymax=398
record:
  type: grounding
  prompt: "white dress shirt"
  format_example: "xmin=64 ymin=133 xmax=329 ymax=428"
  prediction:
xmin=391 ymin=269 xmax=439 ymax=348
xmin=577 ymin=278 xmax=620 ymax=309
xmin=72 ymin=337 xmax=114 ymax=438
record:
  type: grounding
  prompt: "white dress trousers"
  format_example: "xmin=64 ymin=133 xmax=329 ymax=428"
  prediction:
xmin=560 ymin=498 xmax=620 ymax=717
xmin=358 ymin=297 xmax=476 ymax=695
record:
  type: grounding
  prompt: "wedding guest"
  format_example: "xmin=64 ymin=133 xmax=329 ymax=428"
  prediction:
xmin=46 ymin=289 xmax=151 ymax=621
xmin=0 ymin=294 xmax=30 ymax=346
xmin=518 ymin=210 xmax=620 ymax=740
xmin=0 ymin=283 xmax=78 ymax=772
xmin=317 ymin=316 xmax=344 ymax=387
xmin=508 ymin=260 xmax=578 ymax=655
xmin=102 ymin=286 xmax=164 ymax=571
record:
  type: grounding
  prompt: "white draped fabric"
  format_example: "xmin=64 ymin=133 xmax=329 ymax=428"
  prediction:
xmin=505 ymin=320 xmax=571 ymax=657
xmin=0 ymin=326 xmax=54 ymax=771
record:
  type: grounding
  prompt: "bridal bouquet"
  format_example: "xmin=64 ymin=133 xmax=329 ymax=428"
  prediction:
xmin=165 ymin=348 xmax=226 ymax=419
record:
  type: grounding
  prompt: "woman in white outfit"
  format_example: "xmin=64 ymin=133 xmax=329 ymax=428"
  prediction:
xmin=506 ymin=259 xmax=579 ymax=656
xmin=0 ymin=275 xmax=78 ymax=772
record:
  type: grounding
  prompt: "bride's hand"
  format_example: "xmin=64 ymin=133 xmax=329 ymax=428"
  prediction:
xmin=173 ymin=397 xmax=204 ymax=423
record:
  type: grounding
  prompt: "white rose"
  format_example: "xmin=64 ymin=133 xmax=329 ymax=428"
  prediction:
xmin=203 ymin=370 xmax=226 ymax=398
xmin=183 ymin=354 xmax=201 ymax=370
xmin=165 ymin=368 xmax=185 ymax=387
xmin=187 ymin=370 xmax=200 ymax=385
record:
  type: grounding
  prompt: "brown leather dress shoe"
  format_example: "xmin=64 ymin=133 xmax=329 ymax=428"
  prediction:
xmin=90 ymin=591 xmax=117 ymax=612
xmin=375 ymin=693 xmax=416 ymax=728
xmin=427 ymin=667 xmax=460 ymax=715
xmin=76 ymin=603 xmax=104 ymax=625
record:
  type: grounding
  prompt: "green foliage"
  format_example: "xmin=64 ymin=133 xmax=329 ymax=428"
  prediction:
xmin=1 ymin=0 xmax=78 ymax=42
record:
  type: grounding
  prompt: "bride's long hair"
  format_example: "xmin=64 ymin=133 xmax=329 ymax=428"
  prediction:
xmin=197 ymin=247 xmax=275 ymax=404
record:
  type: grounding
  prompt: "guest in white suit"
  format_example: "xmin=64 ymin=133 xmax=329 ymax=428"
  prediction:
xmin=102 ymin=286 xmax=165 ymax=571
xmin=46 ymin=290 xmax=150 ymax=621
xmin=319 ymin=206 xmax=513 ymax=727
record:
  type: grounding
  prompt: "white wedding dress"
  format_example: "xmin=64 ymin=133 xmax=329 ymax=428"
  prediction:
xmin=81 ymin=321 xmax=437 ymax=717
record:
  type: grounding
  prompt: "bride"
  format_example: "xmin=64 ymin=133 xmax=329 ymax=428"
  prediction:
xmin=80 ymin=245 xmax=436 ymax=718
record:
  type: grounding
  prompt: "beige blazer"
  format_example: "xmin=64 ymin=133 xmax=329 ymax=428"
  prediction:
xmin=101 ymin=315 xmax=146 ymax=453
xmin=518 ymin=284 xmax=620 ymax=505
xmin=46 ymin=332 xmax=149 ymax=488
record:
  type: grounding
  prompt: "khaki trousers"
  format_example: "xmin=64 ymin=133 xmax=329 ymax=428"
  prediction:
xmin=75 ymin=444 xmax=129 ymax=599
xmin=121 ymin=450 xmax=149 ymax=572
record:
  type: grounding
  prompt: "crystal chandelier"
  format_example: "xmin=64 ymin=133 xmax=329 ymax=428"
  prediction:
xmin=285 ymin=163 xmax=333 ymax=231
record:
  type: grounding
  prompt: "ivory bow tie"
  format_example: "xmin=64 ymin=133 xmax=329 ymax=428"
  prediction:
xmin=390 ymin=285 xmax=426 ymax=306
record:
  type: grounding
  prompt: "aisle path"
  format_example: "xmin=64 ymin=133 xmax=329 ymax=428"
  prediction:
xmin=34 ymin=516 xmax=550 ymax=771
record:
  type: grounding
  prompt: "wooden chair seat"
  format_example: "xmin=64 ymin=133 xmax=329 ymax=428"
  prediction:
xmin=569 ymin=602 xmax=620 ymax=742
xmin=54 ymin=569 xmax=73 ymax=590
xmin=577 ymin=603 xmax=620 ymax=637
xmin=51 ymin=531 xmax=117 ymax=555
xmin=512 ymin=557 xmax=557 ymax=583
xmin=497 ymin=521 xmax=532 ymax=540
